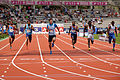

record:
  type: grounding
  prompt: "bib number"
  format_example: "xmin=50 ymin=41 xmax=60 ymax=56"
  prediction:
xmin=88 ymin=29 xmax=93 ymax=33
xmin=10 ymin=29 xmax=14 ymax=32
xmin=72 ymin=30 xmax=76 ymax=33
xmin=49 ymin=29 xmax=54 ymax=33
xmin=110 ymin=29 xmax=114 ymax=33
xmin=27 ymin=30 xmax=30 ymax=33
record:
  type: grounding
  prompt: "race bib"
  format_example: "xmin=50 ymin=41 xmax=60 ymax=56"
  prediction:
xmin=72 ymin=30 xmax=76 ymax=32
xmin=10 ymin=29 xmax=14 ymax=32
xmin=49 ymin=29 xmax=54 ymax=33
xmin=27 ymin=30 xmax=30 ymax=33
xmin=88 ymin=29 xmax=93 ymax=33
xmin=110 ymin=29 xmax=114 ymax=33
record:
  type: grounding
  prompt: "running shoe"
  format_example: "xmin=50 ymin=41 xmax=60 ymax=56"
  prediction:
xmin=10 ymin=46 xmax=12 ymax=49
xmin=73 ymin=45 xmax=75 ymax=49
xmin=50 ymin=51 xmax=52 ymax=54
xmin=89 ymin=48 xmax=91 ymax=51
xmin=112 ymin=48 xmax=115 ymax=51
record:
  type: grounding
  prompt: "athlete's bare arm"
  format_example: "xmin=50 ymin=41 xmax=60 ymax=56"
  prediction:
xmin=93 ymin=25 xmax=95 ymax=34
xmin=56 ymin=26 xmax=60 ymax=35
xmin=6 ymin=25 xmax=9 ymax=34
xmin=83 ymin=26 xmax=88 ymax=37
xmin=68 ymin=26 xmax=71 ymax=35
xmin=115 ymin=27 xmax=118 ymax=37
xmin=76 ymin=26 xmax=79 ymax=32
xmin=31 ymin=25 xmax=34 ymax=31
xmin=107 ymin=26 xmax=111 ymax=36
xmin=23 ymin=24 xmax=26 ymax=33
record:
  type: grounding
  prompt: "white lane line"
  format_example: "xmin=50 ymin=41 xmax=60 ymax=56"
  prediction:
xmin=0 ymin=59 xmax=7 ymax=61
xmin=55 ymin=36 xmax=120 ymax=75
xmin=69 ymin=34 xmax=120 ymax=51
xmin=6 ymin=67 xmax=9 ymax=70
xmin=0 ymin=77 xmax=4 ymax=80
xmin=75 ymin=37 xmax=120 ymax=57
xmin=0 ymin=34 xmax=24 ymax=51
xmin=1 ymin=75 xmax=4 ymax=78
xmin=11 ymin=39 xmax=55 ymax=80
xmin=0 ymin=37 xmax=8 ymax=42
xmin=0 ymin=61 xmax=71 ymax=66
xmin=0 ymin=34 xmax=19 ymax=42
xmin=4 ymin=71 xmax=7 ymax=73
xmin=38 ymin=35 xmax=105 ymax=80
xmin=60 ymin=35 xmax=120 ymax=67
xmin=20 ymin=58 xmax=39 ymax=60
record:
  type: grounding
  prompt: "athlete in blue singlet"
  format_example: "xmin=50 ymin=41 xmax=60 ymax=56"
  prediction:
xmin=68 ymin=21 xmax=79 ymax=49
xmin=7 ymin=21 xmax=16 ymax=49
xmin=108 ymin=21 xmax=118 ymax=51
xmin=24 ymin=20 xmax=34 ymax=49
xmin=46 ymin=18 xmax=60 ymax=54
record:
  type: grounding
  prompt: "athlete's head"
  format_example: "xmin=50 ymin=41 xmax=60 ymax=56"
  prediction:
xmin=0 ymin=21 xmax=1 ymax=24
xmin=72 ymin=21 xmax=75 ymax=26
xmin=49 ymin=18 xmax=53 ymax=24
xmin=28 ymin=20 xmax=31 ymax=25
xmin=10 ymin=21 xmax=13 ymax=25
xmin=85 ymin=19 xmax=87 ymax=22
xmin=111 ymin=21 xmax=115 ymax=26
xmin=88 ymin=21 xmax=92 ymax=27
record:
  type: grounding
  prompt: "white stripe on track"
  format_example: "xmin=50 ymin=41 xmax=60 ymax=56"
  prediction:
xmin=11 ymin=38 xmax=55 ymax=80
xmin=60 ymin=35 xmax=120 ymax=67
xmin=40 ymin=35 xmax=105 ymax=80
xmin=55 ymin=35 xmax=120 ymax=75
xmin=0 ymin=34 xmax=24 ymax=51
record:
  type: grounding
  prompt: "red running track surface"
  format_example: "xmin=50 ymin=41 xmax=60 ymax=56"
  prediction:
xmin=0 ymin=34 xmax=120 ymax=80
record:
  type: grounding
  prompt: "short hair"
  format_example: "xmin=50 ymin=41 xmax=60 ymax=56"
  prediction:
xmin=27 ymin=20 xmax=31 ymax=23
xmin=111 ymin=21 xmax=115 ymax=24
xmin=49 ymin=18 xmax=53 ymax=21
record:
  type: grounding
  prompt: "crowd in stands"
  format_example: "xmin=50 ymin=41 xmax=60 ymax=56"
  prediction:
xmin=0 ymin=5 xmax=120 ymax=34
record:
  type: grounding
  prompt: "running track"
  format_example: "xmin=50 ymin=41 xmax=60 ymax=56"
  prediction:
xmin=0 ymin=34 xmax=120 ymax=80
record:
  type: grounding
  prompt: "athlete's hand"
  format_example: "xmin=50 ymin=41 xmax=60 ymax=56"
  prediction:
xmin=83 ymin=34 xmax=85 ymax=37
xmin=22 ymin=31 xmax=24 ymax=34
xmin=116 ymin=34 xmax=118 ymax=37
xmin=107 ymin=35 xmax=109 ymax=38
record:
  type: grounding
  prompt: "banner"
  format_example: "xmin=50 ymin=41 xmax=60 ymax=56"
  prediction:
xmin=19 ymin=23 xmax=64 ymax=34
xmin=9 ymin=1 xmax=108 ymax=6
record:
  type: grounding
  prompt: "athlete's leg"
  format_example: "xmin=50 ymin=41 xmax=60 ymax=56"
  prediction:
xmin=9 ymin=36 xmax=12 ymax=49
xmin=11 ymin=35 xmax=15 ymax=44
xmin=48 ymin=35 xmax=53 ymax=54
xmin=88 ymin=38 xmax=90 ymax=49
xmin=28 ymin=35 xmax=32 ymax=43
xmin=88 ymin=34 xmax=91 ymax=51
xmin=52 ymin=35 xmax=56 ymax=47
xmin=109 ymin=35 xmax=112 ymax=44
xmin=74 ymin=34 xmax=77 ymax=44
xmin=26 ymin=34 xmax=29 ymax=48
xmin=91 ymin=34 xmax=94 ymax=44
xmin=71 ymin=34 xmax=75 ymax=48
xmin=49 ymin=42 xmax=52 ymax=51
xmin=112 ymin=34 xmax=116 ymax=51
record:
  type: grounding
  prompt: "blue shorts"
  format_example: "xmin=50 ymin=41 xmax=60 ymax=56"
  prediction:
xmin=26 ymin=34 xmax=32 ymax=42
xmin=9 ymin=34 xmax=15 ymax=39
xmin=109 ymin=33 xmax=115 ymax=43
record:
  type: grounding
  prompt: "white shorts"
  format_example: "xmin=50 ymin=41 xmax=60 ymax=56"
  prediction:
xmin=88 ymin=34 xmax=94 ymax=40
